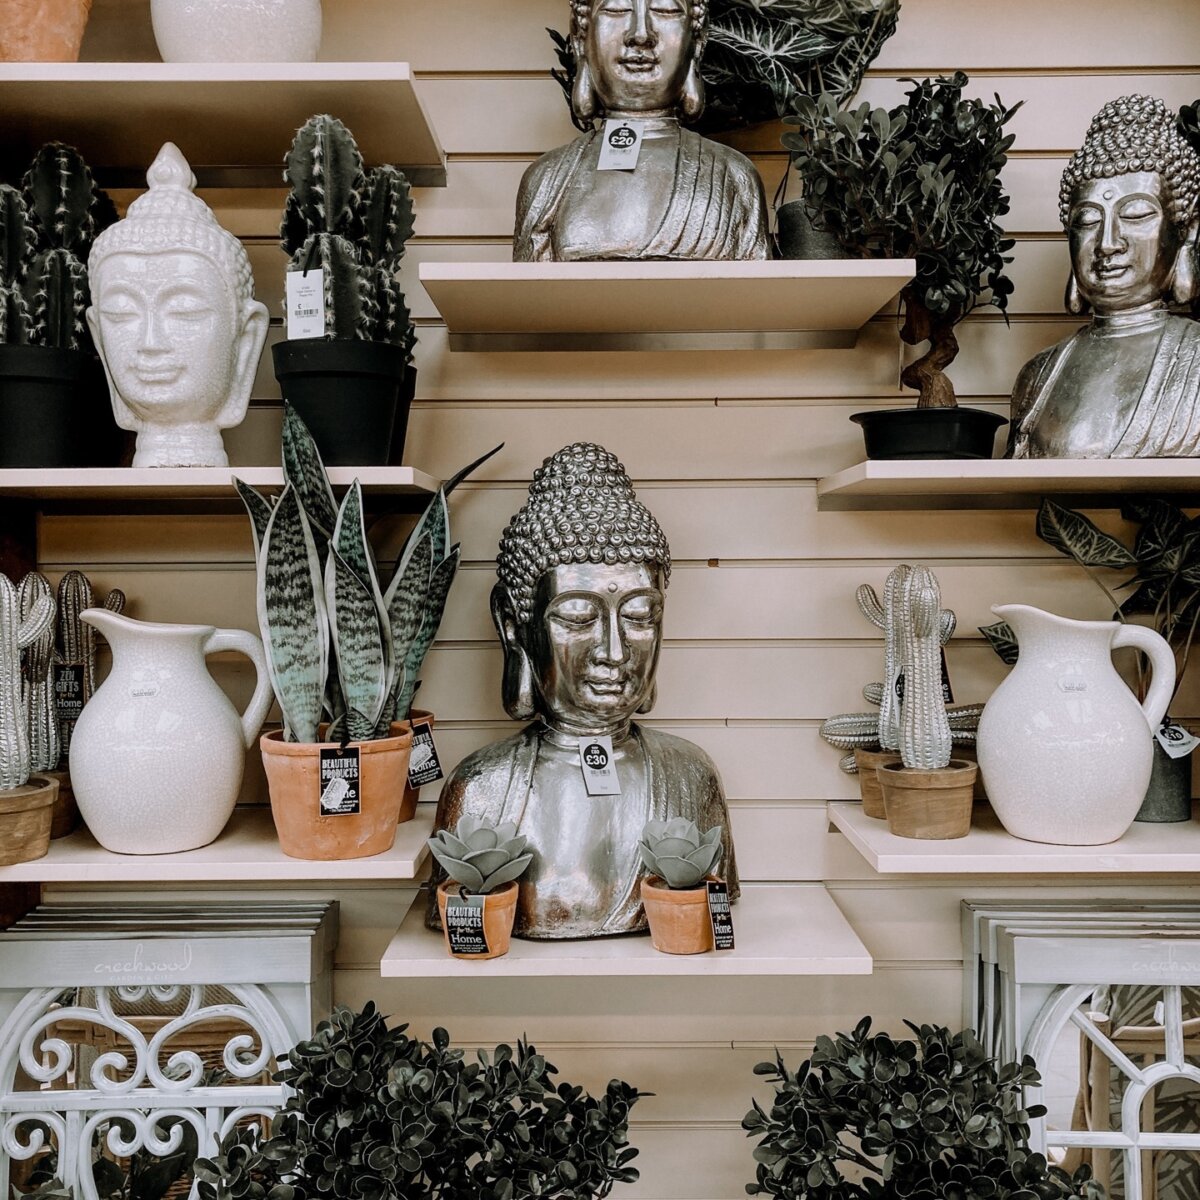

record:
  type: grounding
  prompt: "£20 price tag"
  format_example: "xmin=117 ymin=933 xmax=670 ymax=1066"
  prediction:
xmin=597 ymin=118 xmax=645 ymax=171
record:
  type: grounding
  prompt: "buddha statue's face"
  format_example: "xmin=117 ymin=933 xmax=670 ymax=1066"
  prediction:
xmin=1068 ymin=172 xmax=1182 ymax=315
xmin=524 ymin=561 xmax=664 ymax=732
xmin=585 ymin=0 xmax=695 ymax=116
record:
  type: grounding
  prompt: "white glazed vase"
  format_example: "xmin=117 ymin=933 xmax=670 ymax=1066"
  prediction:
xmin=151 ymin=0 xmax=321 ymax=62
xmin=70 ymin=609 xmax=274 ymax=855
xmin=976 ymin=604 xmax=1175 ymax=846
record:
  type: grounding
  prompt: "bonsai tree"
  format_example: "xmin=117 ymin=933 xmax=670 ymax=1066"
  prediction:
xmin=195 ymin=1002 xmax=644 ymax=1200
xmin=743 ymin=1017 xmax=1103 ymax=1200
xmin=784 ymin=73 xmax=1022 ymax=411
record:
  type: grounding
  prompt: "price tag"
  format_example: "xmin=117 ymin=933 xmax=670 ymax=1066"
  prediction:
xmin=445 ymin=891 xmax=489 ymax=956
xmin=53 ymin=663 xmax=86 ymax=723
xmin=706 ymin=880 xmax=735 ymax=951
xmin=318 ymin=746 xmax=361 ymax=815
xmin=579 ymin=735 xmax=620 ymax=795
xmin=597 ymin=118 xmax=645 ymax=171
xmin=407 ymin=718 xmax=445 ymax=789
xmin=1156 ymin=722 xmax=1200 ymax=760
xmin=286 ymin=268 xmax=326 ymax=340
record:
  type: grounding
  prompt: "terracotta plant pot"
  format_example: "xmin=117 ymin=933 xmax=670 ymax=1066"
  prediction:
xmin=260 ymin=722 xmax=413 ymax=860
xmin=0 ymin=776 xmax=59 ymax=865
xmin=0 ymin=0 xmax=93 ymax=61
xmin=641 ymin=875 xmax=715 ymax=955
xmin=879 ymin=760 xmax=978 ymax=840
xmin=854 ymin=747 xmax=900 ymax=818
xmin=399 ymin=708 xmax=434 ymax=822
xmin=436 ymin=879 xmax=518 ymax=960
xmin=43 ymin=768 xmax=80 ymax=839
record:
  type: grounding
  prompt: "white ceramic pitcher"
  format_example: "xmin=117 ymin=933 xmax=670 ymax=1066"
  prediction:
xmin=71 ymin=610 xmax=273 ymax=855
xmin=976 ymin=604 xmax=1175 ymax=846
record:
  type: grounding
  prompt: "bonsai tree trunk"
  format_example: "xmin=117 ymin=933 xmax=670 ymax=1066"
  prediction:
xmin=899 ymin=287 xmax=960 ymax=409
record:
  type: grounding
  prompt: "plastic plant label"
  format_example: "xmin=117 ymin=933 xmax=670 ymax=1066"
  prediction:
xmin=445 ymin=891 xmax=489 ymax=956
xmin=579 ymin=734 xmax=620 ymax=795
xmin=1156 ymin=722 xmax=1200 ymax=760
xmin=597 ymin=118 xmax=645 ymax=171
xmin=318 ymin=746 xmax=361 ymax=815
xmin=706 ymin=880 xmax=735 ymax=951
xmin=407 ymin=718 xmax=445 ymax=789
xmin=286 ymin=268 xmax=326 ymax=339
xmin=53 ymin=663 xmax=86 ymax=723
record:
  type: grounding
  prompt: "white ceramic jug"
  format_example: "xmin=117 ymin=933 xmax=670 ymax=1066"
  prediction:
xmin=151 ymin=0 xmax=321 ymax=62
xmin=70 ymin=610 xmax=273 ymax=855
xmin=976 ymin=604 xmax=1175 ymax=846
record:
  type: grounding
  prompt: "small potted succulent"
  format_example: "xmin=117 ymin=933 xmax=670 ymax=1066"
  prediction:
xmin=428 ymin=815 xmax=534 ymax=959
xmin=237 ymin=404 xmax=499 ymax=860
xmin=0 ymin=144 xmax=121 ymax=466
xmin=273 ymin=114 xmax=417 ymax=467
xmin=639 ymin=817 xmax=724 ymax=955
xmin=783 ymin=73 xmax=1022 ymax=458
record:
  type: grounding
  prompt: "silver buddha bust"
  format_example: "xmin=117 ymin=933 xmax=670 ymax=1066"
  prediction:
xmin=427 ymin=444 xmax=739 ymax=940
xmin=1009 ymin=95 xmax=1200 ymax=458
xmin=514 ymin=0 xmax=770 ymax=262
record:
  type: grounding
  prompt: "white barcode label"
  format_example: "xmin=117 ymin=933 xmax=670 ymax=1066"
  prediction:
xmin=286 ymin=268 xmax=326 ymax=340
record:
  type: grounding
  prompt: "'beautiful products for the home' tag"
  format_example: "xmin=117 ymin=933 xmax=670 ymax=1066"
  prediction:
xmin=579 ymin=735 xmax=621 ymax=795
xmin=445 ymin=892 xmax=489 ymax=955
xmin=597 ymin=118 xmax=645 ymax=171
xmin=318 ymin=745 xmax=361 ymax=815
xmin=286 ymin=268 xmax=326 ymax=339
xmin=407 ymin=717 xmax=445 ymax=789
xmin=1156 ymin=722 xmax=1200 ymax=760
xmin=706 ymin=880 xmax=735 ymax=951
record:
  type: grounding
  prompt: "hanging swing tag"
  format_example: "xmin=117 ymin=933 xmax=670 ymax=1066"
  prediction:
xmin=318 ymin=746 xmax=361 ymax=815
xmin=706 ymin=880 xmax=735 ymax=951
xmin=286 ymin=268 xmax=326 ymax=340
xmin=407 ymin=718 xmax=445 ymax=789
xmin=597 ymin=118 xmax=645 ymax=171
xmin=445 ymin=891 xmax=490 ymax=956
xmin=579 ymin=735 xmax=620 ymax=795
xmin=940 ymin=649 xmax=955 ymax=705
xmin=53 ymin=663 xmax=86 ymax=724
xmin=1156 ymin=721 xmax=1200 ymax=760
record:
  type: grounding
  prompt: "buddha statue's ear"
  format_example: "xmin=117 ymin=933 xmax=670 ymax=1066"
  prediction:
xmin=491 ymin=584 xmax=537 ymax=721
xmin=572 ymin=57 xmax=599 ymax=125
xmin=681 ymin=58 xmax=705 ymax=121
xmin=1170 ymin=218 xmax=1200 ymax=306
xmin=216 ymin=298 xmax=270 ymax=429
xmin=1064 ymin=271 xmax=1090 ymax=316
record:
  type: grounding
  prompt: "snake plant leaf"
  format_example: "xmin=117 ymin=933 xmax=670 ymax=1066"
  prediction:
xmin=396 ymin=545 xmax=460 ymax=719
xmin=331 ymin=479 xmax=377 ymax=591
xmin=235 ymin=477 xmax=275 ymax=561
xmin=386 ymin=532 xmax=432 ymax=663
xmin=1036 ymin=498 xmax=1137 ymax=570
xmin=281 ymin=404 xmax=337 ymax=546
xmin=325 ymin=546 xmax=390 ymax=736
xmin=441 ymin=442 xmax=504 ymax=499
xmin=260 ymin=483 xmax=328 ymax=744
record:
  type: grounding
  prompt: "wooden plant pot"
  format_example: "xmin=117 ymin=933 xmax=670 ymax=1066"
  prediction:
xmin=641 ymin=875 xmax=715 ymax=955
xmin=0 ymin=0 xmax=93 ymax=61
xmin=0 ymin=775 xmax=59 ymax=865
xmin=854 ymin=747 xmax=900 ymax=819
xmin=260 ymin=722 xmax=413 ymax=861
xmin=399 ymin=708 xmax=434 ymax=823
xmin=44 ymin=768 xmax=80 ymax=839
xmin=879 ymin=760 xmax=978 ymax=840
xmin=437 ymin=879 xmax=518 ymax=960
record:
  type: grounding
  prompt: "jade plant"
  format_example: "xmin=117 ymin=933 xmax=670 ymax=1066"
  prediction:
xmin=237 ymin=404 xmax=500 ymax=744
xmin=195 ymin=1002 xmax=644 ymax=1200
xmin=428 ymin=815 xmax=533 ymax=894
xmin=281 ymin=114 xmax=417 ymax=357
xmin=639 ymin=818 xmax=722 ymax=888
xmin=743 ymin=1017 xmax=1103 ymax=1200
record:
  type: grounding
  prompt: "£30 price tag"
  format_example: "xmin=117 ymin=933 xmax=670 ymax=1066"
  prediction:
xmin=578 ymin=734 xmax=620 ymax=795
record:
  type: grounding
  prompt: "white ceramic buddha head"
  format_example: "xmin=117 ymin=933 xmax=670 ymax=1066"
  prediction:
xmin=87 ymin=143 xmax=269 ymax=468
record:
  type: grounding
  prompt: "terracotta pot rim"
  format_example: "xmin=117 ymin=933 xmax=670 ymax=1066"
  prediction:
xmin=260 ymin=723 xmax=414 ymax=756
xmin=641 ymin=874 xmax=717 ymax=901
xmin=437 ymin=879 xmax=519 ymax=902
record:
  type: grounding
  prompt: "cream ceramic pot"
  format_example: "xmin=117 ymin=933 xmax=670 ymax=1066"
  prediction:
xmin=976 ymin=604 xmax=1175 ymax=846
xmin=70 ymin=610 xmax=273 ymax=854
xmin=151 ymin=0 xmax=321 ymax=61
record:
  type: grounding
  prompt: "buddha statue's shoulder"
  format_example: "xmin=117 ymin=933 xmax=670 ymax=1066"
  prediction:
xmin=439 ymin=726 xmax=537 ymax=800
xmin=637 ymin=724 xmax=722 ymax=790
xmin=517 ymin=136 xmax=591 ymax=210
xmin=706 ymin=136 xmax=763 ymax=184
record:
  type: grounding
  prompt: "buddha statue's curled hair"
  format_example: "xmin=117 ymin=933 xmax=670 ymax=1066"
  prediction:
xmin=498 ymin=443 xmax=672 ymax=625
xmin=570 ymin=0 xmax=708 ymax=45
xmin=1060 ymin=94 xmax=1200 ymax=229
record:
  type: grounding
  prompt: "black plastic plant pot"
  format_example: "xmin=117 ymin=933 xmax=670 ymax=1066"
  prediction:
xmin=850 ymin=407 xmax=1008 ymax=460
xmin=272 ymin=338 xmax=409 ymax=467
xmin=388 ymin=363 xmax=417 ymax=466
xmin=0 ymin=344 xmax=117 ymax=468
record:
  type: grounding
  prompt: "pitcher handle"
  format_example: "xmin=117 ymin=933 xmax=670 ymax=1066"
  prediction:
xmin=203 ymin=628 xmax=274 ymax=750
xmin=1112 ymin=624 xmax=1176 ymax=733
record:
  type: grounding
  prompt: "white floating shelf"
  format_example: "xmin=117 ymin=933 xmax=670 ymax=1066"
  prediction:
xmin=380 ymin=884 xmax=872 ymax=977
xmin=0 ymin=62 xmax=446 ymax=187
xmin=0 ymin=808 xmax=433 ymax=883
xmin=830 ymin=801 xmax=1200 ymax=874
xmin=816 ymin=459 xmax=1200 ymax=511
xmin=420 ymin=260 xmax=914 ymax=352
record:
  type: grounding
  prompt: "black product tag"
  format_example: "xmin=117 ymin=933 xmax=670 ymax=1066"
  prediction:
xmin=318 ymin=746 xmax=361 ymax=815
xmin=445 ymin=891 xmax=490 ymax=956
xmin=894 ymin=673 xmax=904 ymax=702
xmin=940 ymin=649 xmax=955 ymax=705
xmin=706 ymin=880 xmax=735 ymax=951
xmin=54 ymin=663 xmax=86 ymax=723
xmin=407 ymin=718 xmax=445 ymax=788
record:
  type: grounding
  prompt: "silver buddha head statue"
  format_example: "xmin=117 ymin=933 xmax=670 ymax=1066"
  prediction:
xmin=1061 ymin=95 xmax=1200 ymax=317
xmin=570 ymin=0 xmax=708 ymax=124
xmin=493 ymin=443 xmax=672 ymax=734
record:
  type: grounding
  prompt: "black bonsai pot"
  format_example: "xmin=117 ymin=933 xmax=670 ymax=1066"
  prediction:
xmin=851 ymin=407 xmax=1008 ymax=460
xmin=388 ymin=363 xmax=417 ymax=466
xmin=775 ymin=200 xmax=850 ymax=261
xmin=273 ymin=338 xmax=411 ymax=467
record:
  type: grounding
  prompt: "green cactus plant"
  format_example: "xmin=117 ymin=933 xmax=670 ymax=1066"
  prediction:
xmin=639 ymin=818 xmax=722 ymax=889
xmin=0 ymin=184 xmax=32 ymax=345
xmin=427 ymin=815 xmax=533 ymax=895
xmin=0 ymin=574 xmax=55 ymax=791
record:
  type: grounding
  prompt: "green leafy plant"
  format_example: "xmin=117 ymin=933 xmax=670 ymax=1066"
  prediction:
xmin=742 ymin=1017 xmax=1103 ymax=1200
xmin=428 ymin=815 xmax=534 ymax=894
xmin=783 ymin=73 xmax=1022 ymax=409
xmin=236 ymin=404 xmax=501 ymax=743
xmin=639 ymin=818 xmax=721 ymax=888
xmin=194 ymin=1002 xmax=644 ymax=1200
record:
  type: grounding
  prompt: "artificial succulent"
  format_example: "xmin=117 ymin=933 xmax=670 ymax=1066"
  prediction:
xmin=639 ymin=817 xmax=722 ymax=889
xmin=428 ymin=815 xmax=533 ymax=895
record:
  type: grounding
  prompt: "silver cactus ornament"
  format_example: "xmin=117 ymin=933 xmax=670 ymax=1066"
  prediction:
xmin=18 ymin=573 xmax=58 ymax=773
xmin=0 ymin=575 xmax=55 ymax=790
xmin=895 ymin=565 xmax=954 ymax=770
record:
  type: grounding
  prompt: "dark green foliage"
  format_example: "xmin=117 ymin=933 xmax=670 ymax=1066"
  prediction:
xmin=1179 ymin=99 xmax=1200 ymax=156
xmin=194 ymin=1002 xmax=643 ymax=1200
xmin=742 ymin=1017 xmax=1103 ymax=1200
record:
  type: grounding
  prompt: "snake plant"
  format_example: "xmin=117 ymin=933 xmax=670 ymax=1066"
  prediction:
xmin=238 ymin=404 xmax=500 ymax=744
xmin=639 ymin=818 xmax=722 ymax=889
xmin=427 ymin=816 xmax=533 ymax=895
